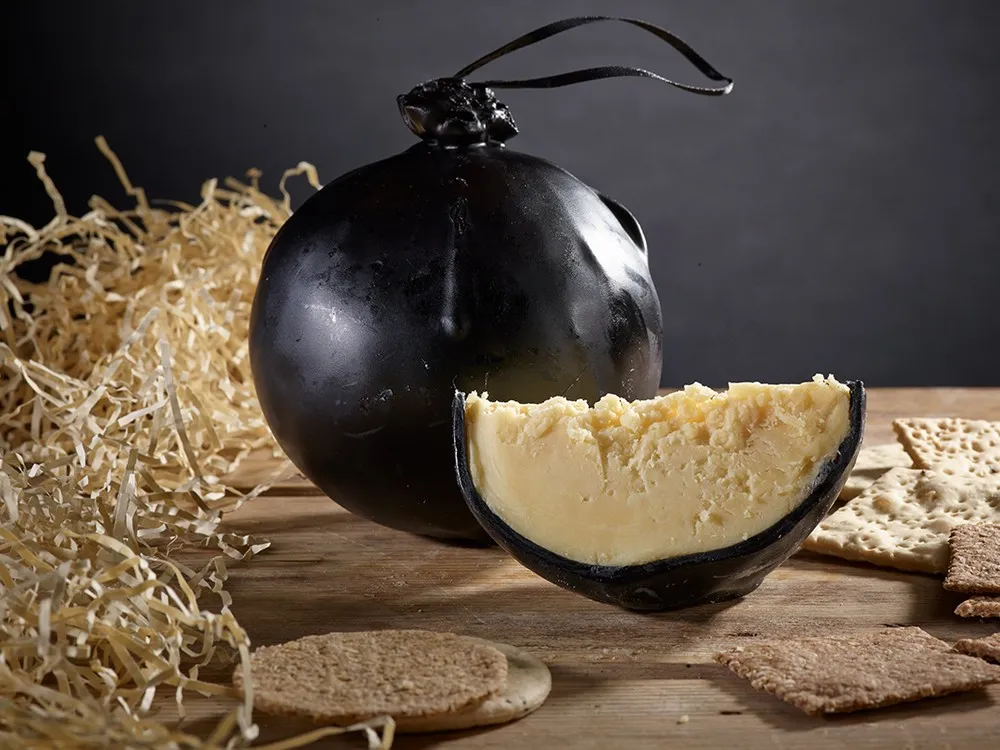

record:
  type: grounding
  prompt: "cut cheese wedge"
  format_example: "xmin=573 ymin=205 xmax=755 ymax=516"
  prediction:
xmin=454 ymin=377 xmax=866 ymax=611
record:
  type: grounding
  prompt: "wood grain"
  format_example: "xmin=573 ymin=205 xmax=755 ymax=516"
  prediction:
xmin=174 ymin=388 xmax=1000 ymax=748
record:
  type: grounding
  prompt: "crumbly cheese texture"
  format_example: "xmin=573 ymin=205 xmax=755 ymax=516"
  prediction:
xmin=465 ymin=376 xmax=851 ymax=566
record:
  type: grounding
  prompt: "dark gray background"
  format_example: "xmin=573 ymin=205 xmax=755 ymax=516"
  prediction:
xmin=4 ymin=1 xmax=999 ymax=386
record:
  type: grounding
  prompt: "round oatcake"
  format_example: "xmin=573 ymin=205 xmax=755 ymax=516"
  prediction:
xmin=232 ymin=629 xmax=508 ymax=724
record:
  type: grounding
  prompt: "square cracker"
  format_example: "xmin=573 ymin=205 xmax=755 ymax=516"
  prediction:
xmin=802 ymin=468 xmax=1000 ymax=573
xmin=954 ymin=633 xmax=1000 ymax=664
xmin=715 ymin=626 xmax=1000 ymax=715
xmin=838 ymin=442 xmax=912 ymax=503
xmin=955 ymin=597 xmax=1000 ymax=619
xmin=893 ymin=417 xmax=1000 ymax=479
xmin=945 ymin=522 xmax=1000 ymax=593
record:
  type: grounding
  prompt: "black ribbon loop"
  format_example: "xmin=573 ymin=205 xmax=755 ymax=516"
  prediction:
xmin=453 ymin=16 xmax=733 ymax=96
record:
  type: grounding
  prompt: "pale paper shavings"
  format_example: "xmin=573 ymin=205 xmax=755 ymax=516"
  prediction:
xmin=0 ymin=140 xmax=394 ymax=748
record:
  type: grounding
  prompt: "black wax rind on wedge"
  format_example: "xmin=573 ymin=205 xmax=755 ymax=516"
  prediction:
xmin=452 ymin=383 xmax=866 ymax=612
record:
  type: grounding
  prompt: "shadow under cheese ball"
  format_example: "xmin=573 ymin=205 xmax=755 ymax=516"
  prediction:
xmin=248 ymin=17 xmax=733 ymax=540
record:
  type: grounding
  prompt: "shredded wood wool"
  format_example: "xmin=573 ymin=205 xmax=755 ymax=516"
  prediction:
xmin=0 ymin=138 xmax=395 ymax=749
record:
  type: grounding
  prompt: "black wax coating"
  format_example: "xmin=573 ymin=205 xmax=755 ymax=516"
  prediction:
xmin=248 ymin=142 xmax=662 ymax=540
xmin=453 ymin=382 xmax=866 ymax=611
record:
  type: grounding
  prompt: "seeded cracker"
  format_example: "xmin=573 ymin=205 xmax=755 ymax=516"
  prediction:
xmin=954 ymin=633 xmax=1000 ymax=664
xmin=396 ymin=641 xmax=552 ymax=733
xmin=715 ymin=627 xmax=1000 ymax=715
xmin=839 ymin=442 xmax=912 ymax=503
xmin=955 ymin=597 xmax=1000 ymax=619
xmin=802 ymin=468 xmax=1000 ymax=573
xmin=945 ymin=522 xmax=1000 ymax=593
xmin=233 ymin=630 xmax=508 ymax=725
xmin=893 ymin=417 xmax=1000 ymax=479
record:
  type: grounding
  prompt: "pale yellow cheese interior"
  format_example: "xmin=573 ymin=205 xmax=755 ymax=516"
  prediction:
xmin=465 ymin=376 xmax=851 ymax=566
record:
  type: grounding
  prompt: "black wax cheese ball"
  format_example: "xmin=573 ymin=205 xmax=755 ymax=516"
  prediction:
xmin=248 ymin=16 xmax=733 ymax=540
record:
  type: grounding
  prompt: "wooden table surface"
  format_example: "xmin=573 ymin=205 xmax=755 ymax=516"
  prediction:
xmin=181 ymin=388 xmax=1000 ymax=749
